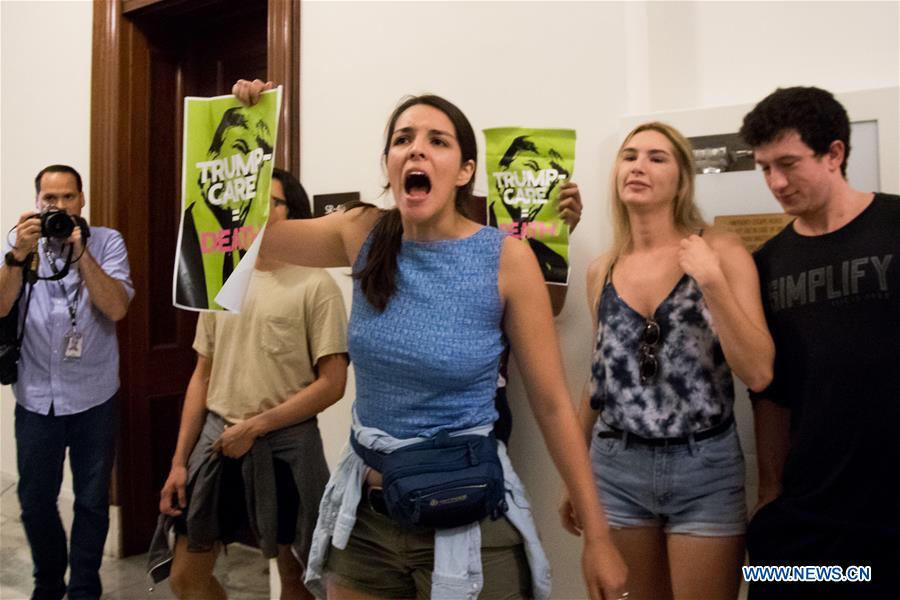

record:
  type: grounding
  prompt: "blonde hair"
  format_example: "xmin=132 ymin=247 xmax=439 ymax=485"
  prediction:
xmin=608 ymin=121 xmax=706 ymax=258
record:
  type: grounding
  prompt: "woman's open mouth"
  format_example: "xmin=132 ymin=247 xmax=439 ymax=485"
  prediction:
xmin=404 ymin=171 xmax=432 ymax=200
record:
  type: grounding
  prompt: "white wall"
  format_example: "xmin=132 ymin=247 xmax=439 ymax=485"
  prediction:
xmin=1 ymin=0 xmax=94 ymax=488
xmin=300 ymin=2 xmax=898 ymax=597
xmin=644 ymin=1 xmax=900 ymax=113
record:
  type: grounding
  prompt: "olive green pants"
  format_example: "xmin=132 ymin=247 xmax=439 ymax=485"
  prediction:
xmin=325 ymin=500 xmax=532 ymax=599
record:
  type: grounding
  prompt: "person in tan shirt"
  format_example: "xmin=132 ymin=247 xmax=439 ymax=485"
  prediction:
xmin=158 ymin=169 xmax=349 ymax=600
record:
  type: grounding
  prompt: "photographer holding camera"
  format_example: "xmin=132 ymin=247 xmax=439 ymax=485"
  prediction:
xmin=0 ymin=164 xmax=133 ymax=600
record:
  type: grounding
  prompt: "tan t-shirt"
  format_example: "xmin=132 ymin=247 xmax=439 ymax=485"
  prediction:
xmin=193 ymin=266 xmax=348 ymax=423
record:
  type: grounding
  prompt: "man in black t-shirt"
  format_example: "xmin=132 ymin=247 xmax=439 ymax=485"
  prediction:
xmin=739 ymin=86 xmax=899 ymax=599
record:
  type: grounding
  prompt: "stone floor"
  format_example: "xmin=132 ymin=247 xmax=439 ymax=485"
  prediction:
xmin=0 ymin=473 xmax=270 ymax=600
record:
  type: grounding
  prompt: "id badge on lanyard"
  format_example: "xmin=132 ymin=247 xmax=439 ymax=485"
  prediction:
xmin=64 ymin=329 xmax=83 ymax=359
xmin=43 ymin=241 xmax=83 ymax=361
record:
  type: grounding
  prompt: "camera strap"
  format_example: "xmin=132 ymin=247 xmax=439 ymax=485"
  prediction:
xmin=10 ymin=275 xmax=31 ymax=345
xmin=41 ymin=240 xmax=82 ymax=333
xmin=17 ymin=278 xmax=34 ymax=348
xmin=30 ymin=242 xmax=72 ymax=282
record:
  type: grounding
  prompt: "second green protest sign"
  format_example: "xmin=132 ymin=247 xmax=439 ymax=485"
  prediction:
xmin=484 ymin=127 xmax=576 ymax=285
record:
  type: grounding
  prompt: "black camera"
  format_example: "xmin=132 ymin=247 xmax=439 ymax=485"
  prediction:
xmin=41 ymin=208 xmax=76 ymax=239
xmin=39 ymin=209 xmax=89 ymax=240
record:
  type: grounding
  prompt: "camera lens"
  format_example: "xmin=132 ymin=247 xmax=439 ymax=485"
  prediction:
xmin=41 ymin=209 xmax=75 ymax=239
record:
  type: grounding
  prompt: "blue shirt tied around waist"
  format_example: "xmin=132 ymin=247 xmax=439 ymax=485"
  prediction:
xmin=349 ymin=226 xmax=505 ymax=439
xmin=590 ymin=273 xmax=735 ymax=438
xmin=304 ymin=410 xmax=552 ymax=600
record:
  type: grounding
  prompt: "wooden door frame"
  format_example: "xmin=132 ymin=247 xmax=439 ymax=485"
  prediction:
xmin=91 ymin=0 xmax=300 ymax=213
xmin=89 ymin=0 xmax=300 ymax=554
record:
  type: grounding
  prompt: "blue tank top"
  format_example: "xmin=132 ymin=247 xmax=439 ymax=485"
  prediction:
xmin=349 ymin=226 xmax=506 ymax=438
xmin=589 ymin=272 xmax=735 ymax=437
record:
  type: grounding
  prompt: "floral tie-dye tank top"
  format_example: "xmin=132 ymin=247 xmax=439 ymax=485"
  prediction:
xmin=589 ymin=268 xmax=735 ymax=438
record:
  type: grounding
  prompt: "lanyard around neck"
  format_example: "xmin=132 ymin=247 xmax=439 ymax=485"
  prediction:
xmin=41 ymin=240 xmax=81 ymax=330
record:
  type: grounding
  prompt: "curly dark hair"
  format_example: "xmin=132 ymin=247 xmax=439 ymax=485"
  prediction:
xmin=739 ymin=86 xmax=851 ymax=177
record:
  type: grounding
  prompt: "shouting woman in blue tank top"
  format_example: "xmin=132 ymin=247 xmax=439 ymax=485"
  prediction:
xmin=233 ymin=79 xmax=627 ymax=600
xmin=560 ymin=122 xmax=775 ymax=600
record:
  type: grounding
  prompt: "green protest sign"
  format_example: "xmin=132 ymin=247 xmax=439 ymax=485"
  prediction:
xmin=174 ymin=88 xmax=281 ymax=311
xmin=484 ymin=127 xmax=575 ymax=284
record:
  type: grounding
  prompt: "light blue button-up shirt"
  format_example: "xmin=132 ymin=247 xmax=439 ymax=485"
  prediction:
xmin=9 ymin=227 xmax=133 ymax=415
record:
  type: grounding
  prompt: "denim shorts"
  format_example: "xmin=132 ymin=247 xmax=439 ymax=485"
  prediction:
xmin=591 ymin=419 xmax=747 ymax=536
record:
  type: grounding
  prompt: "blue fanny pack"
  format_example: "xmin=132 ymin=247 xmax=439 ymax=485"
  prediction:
xmin=350 ymin=431 xmax=508 ymax=529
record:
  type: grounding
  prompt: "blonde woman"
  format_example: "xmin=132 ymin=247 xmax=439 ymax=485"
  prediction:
xmin=562 ymin=122 xmax=773 ymax=600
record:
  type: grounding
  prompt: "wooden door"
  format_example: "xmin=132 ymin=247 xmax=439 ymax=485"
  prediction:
xmin=90 ymin=0 xmax=300 ymax=555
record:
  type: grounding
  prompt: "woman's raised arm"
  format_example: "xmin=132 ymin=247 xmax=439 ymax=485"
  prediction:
xmin=261 ymin=205 xmax=379 ymax=268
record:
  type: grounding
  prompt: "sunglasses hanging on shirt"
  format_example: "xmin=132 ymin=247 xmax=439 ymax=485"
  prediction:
xmin=638 ymin=319 xmax=661 ymax=384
